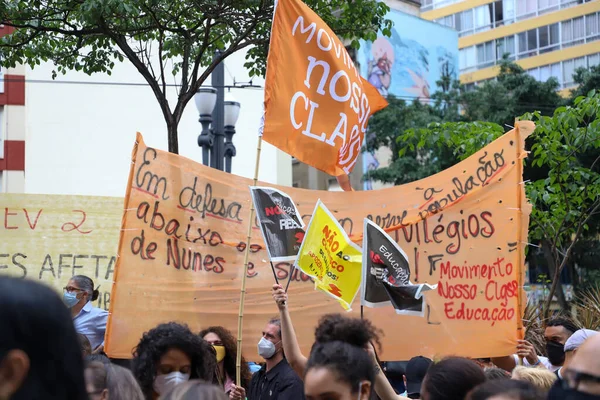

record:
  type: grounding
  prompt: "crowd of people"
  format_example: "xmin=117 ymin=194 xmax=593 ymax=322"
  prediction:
xmin=2 ymin=275 xmax=600 ymax=399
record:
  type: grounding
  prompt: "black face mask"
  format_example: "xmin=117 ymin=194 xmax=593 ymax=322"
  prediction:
xmin=547 ymin=340 xmax=566 ymax=366
xmin=548 ymin=381 xmax=600 ymax=400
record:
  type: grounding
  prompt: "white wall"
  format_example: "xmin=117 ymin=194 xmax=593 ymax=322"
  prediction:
xmin=24 ymin=47 xmax=291 ymax=197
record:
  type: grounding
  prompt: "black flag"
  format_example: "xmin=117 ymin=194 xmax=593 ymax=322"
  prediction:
xmin=249 ymin=187 xmax=305 ymax=262
xmin=361 ymin=218 xmax=436 ymax=316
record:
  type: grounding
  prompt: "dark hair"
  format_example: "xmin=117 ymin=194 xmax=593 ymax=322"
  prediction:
xmin=0 ymin=276 xmax=88 ymax=400
xmin=78 ymin=333 xmax=92 ymax=357
xmin=132 ymin=322 xmax=217 ymax=399
xmin=484 ymin=367 xmax=511 ymax=381
xmin=306 ymin=341 xmax=375 ymax=394
xmin=422 ymin=357 xmax=486 ymax=400
xmin=314 ymin=314 xmax=382 ymax=350
xmin=267 ymin=317 xmax=282 ymax=338
xmin=467 ymin=379 xmax=544 ymax=400
xmin=199 ymin=326 xmax=251 ymax=390
xmin=71 ymin=275 xmax=100 ymax=301
xmin=546 ymin=317 xmax=578 ymax=335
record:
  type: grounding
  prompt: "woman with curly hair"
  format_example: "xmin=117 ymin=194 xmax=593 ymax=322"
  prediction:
xmin=132 ymin=322 xmax=217 ymax=400
xmin=199 ymin=326 xmax=251 ymax=394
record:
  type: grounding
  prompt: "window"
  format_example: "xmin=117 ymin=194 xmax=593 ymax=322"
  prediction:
xmin=518 ymin=29 xmax=537 ymax=58
xmin=528 ymin=68 xmax=540 ymax=81
xmin=589 ymin=53 xmax=600 ymax=67
xmin=573 ymin=16 xmax=585 ymax=44
xmin=550 ymin=63 xmax=562 ymax=85
xmin=539 ymin=0 xmax=560 ymax=14
xmin=496 ymin=36 xmax=515 ymax=60
xmin=474 ymin=5 xmax=492 ymax=32
xmin=563 ymin=59 xmax=575 ymax=86
xmin=460 ymin=46 xmax=476 ymax=71
xmin=516 ymin=0 xmax=536 ymax=20
xmin=539 ymin=23 xmax=560 ymax=53
xmin=476 ymin=40 xmax=495 ymax=67
xmin=502 ymin=0 xmax=516 ymax=25
xmin=586 ymin=13 xmax=599 ymax=40
xmin=460 ymin=8 xmax=474 ymax=36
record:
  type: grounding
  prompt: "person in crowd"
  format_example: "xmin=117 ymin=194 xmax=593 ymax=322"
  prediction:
xmin=64 ymin=275 xmax=108 ymax=353
xmin=86 ymin=354 xmax=111 ymax=365
xmin=548 ymin=332 xmax=600 ymax=399
xmin=511 ymin=366 xmax=556 ymax=394
xmin=229 ymin=316 xmax=306 ymax=400
xmin=467 ymin=379 xmax=543 ymax=400
xmin=200 ymin=326 xmax=251 ymax=394
xmin=484 ymin=368 xmax=511 ymax=381
xmin=560 ymin=328 xmax=599 ymax=378
xmin=79 ymin=333 xmax=93 ymax=357
xmin=132 ymin=322 xmax=217 ymax=400
xmin=269 ymin=282 xmax=401 ymax=400
xmin=420 ymin=357 xmax=486 ymax=400
xmin=85 ymin=360 xmax=145 ymax=400
xmin=304 ymin=341 xmax=374 ymax=400
xmin=492 ymin=317 xmax=578 ymax=372
xmin=0 ymin=276 xmax=88 ymax=400
xmin=404 ymin=356 xmax=432 ymax=399
xmin=159 ymin=380 xmax=229 ymax=400
xmin=382 ymin=361 xmax=406 ymax=395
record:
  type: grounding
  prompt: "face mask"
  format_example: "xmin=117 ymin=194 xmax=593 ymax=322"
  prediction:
xmin=547 ymin=340 xmax=566 ymax=366
xmin=63 ymin=291 xmax=80 ymax=308
xmin=153 ymin=371 xmax=190 ymax=395
xmin=257 ymin=337 xmax=278 ymax=359
xmin=213 ymin=345 xmax=226 ymax=363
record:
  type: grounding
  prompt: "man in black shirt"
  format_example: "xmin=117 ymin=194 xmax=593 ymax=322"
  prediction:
xmin=230 ymin=317 xmax=305 ymax=400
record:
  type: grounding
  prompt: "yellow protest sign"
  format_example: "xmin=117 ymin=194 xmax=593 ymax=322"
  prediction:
xmin=0 ymin=194 xmax=122 ymax=310
xmin=295 ymin=200 xmax=362 ymax=310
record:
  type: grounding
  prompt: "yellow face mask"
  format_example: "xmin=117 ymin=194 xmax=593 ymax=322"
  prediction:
xmin=213 ymin=345 xmax=226 ymax=363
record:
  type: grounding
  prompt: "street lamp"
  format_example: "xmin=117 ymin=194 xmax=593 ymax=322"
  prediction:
xmin=195 ymin=51 xmax=241 ymax=173
xmin=223 ymin=93 xmax=241 ymax=173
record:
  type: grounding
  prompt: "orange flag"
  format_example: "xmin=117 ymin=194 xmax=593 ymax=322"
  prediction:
xmin=261 ymin=0 xmax=388 ymax=183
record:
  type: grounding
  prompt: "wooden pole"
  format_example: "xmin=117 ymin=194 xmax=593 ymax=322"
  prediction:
xmin=236 ymin=136 xmax=262 ymax=385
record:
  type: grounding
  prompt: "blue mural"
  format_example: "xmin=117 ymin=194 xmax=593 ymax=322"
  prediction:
xmin=358 ymin=10 xmax=459 ymax=190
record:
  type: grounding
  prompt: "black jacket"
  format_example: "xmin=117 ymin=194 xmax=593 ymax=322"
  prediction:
xmin=247 ymin=358 xmax=305 ymax=400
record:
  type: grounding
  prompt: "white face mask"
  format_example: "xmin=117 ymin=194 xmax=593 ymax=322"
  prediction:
xmin=153 ymin=371 xmax=190 ymax=395
xmin=257 ymin=337 xmax=278 ymax=359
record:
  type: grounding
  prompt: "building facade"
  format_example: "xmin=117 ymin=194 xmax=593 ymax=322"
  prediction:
xmin=423 ymin=0 xmax=600 ymax=93
xmin=0 ymin=26 xmax=26 ymax=193
xmin=0 ymin=35 xmax=291 ymax=196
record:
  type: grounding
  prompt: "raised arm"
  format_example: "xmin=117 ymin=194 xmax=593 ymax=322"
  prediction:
xmin=367 ymin=343 xmax=408 ymax=400
xmin=272 ymin=283 xmax=308 ymax=378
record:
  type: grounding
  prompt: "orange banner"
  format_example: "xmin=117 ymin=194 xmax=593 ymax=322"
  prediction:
xmin=106 ymin=121 xmax=533 ymax=361
xmin=261 ymin=0 xmax=387 ymax=177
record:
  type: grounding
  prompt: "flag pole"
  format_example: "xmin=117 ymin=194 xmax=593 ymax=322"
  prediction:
xmin=236 ymin=136 xmax=262 ymax=385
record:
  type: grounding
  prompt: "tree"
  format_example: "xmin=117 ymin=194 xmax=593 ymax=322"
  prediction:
xmin=0 ymin=0 xmax=392 ymax=153
xmin=569 ymin=65 xmax=600 ymax=103
xmin=461 ymin=58 xmax=562 ymax=128
xmin=397 ymin=92 xmax=600 ymax=315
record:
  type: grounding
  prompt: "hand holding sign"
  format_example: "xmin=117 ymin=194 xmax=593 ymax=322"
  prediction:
xmin=272 ymin=283 xmax=288 ymax=310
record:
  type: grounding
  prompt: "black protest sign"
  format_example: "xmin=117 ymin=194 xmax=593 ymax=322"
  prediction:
xmin=361 ymin=218 xmax=436 ymax=317
xmin=250 ymin=187 xmax=305 ymax=262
